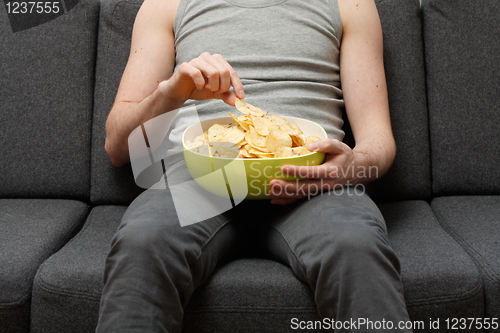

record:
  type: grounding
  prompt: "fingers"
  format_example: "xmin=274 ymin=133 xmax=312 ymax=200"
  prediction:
xmin=268 ymin=179 xmax=336 ymax=199
xmin=268 ymin=138 xmax=356 ymax=203
xmin=189 ymin=53 xmax=226 ymax=92
xmin=281 ymin=139 xmax=353 ymax=179
xmin=175 ymin=53 xmax=244 ymax=102
xmin=212 ymin=54 xmax=245 ymax=99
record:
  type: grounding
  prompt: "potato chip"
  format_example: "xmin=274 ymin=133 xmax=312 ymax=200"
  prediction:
xmin=269 ymin=115 xmax=302 ymax=143
xmin=291 ymin=133 xmax=307 ymax=147
xmin=292 ymin=146 xmax=312 ymax=156
xmin=275 ymin=147 xmax=294 ymax=158
xmin=306 ymin=136 xmax=321 ymax=144
xmin=195 ymin=144 xmax=211 ymax=156
xmin=287 ymin=121 xmax=306 ymax=146
xmin=238 ymin=145 xmax=256 ymax=158
xmin=255 ymin=152 xmax=275 ymax=159
xmin=187 ymin=100 xmax=323 ymax=159
xmin=210 ymin=142 xmax=240 ymax=158
xmin=250 ymin=115 xmax=274 ymax=136
xmin=245 ymin=126 xmax=267 ymax=148
xmin=269 ymin=114 xmax=290 ymax=128
xmin=229 ymin=112 xmax=251 ymax=131
xmin=247 ymin=146 xmax=270 ymax=155
xmin=208 ymin=124 xmax=230 ymax=141
xmin=235 ymin=98 xmax=268 ymax=117
xmin=209 ymin=124 xmax=245 ymax=145
xmin=265 ymin=128 xmax=292 ymax=153
xmin=288 ymin=121 xmax=303 ymax=135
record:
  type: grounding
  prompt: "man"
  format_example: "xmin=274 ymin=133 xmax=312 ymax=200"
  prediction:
xmin=97 ymin=0 xmax=412 ymax=331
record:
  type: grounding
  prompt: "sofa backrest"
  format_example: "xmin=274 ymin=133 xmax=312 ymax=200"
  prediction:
xmin=0 ymin=0 xmax=99 ymax=201
xmin=422 ymin=0 xmax=500 ymax=196
xmin=90 ymin=0 xmax=431 ymax=205
xmin=90 ymin=0 xmax=145 ymax=205
xmin=365 ymin=0 xmax=431 ymax=202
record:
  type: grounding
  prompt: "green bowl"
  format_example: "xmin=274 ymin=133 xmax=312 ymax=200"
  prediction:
xmin=182 ymin=116 xmax=326 ymax=200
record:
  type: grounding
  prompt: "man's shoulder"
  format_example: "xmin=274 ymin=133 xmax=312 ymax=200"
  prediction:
xmin=136 ymin=0 xmax=181 ymax=30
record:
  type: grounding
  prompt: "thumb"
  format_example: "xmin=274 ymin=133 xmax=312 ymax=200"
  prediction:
xmin=307 ymin=139 xmax=346 ymax=155
xmin=218 ymin=90 xmax=238 ymax=106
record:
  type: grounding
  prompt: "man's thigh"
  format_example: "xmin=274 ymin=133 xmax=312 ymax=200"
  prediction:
xmin=256 ymin=190 xmax=395 ymax=283
xmin=110 ymin=188 xmax=253 ymax=290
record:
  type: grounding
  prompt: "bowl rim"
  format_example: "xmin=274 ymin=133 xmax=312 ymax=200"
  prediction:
xmin=182 ymin=115 xmax=327 ymax=161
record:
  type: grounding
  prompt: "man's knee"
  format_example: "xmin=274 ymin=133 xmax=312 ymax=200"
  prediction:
xmin=111 ymin=218 xmax=185 ymax=259
xmin=334 ymin=222 xmax=388 ymax=258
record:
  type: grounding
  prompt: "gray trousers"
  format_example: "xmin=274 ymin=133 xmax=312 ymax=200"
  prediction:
xmin=96 ymin=187 xmax=411 ymax=333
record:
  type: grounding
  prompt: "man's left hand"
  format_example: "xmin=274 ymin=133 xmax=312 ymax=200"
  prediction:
xmin=268 ymin=138 xmax=359 ymax=205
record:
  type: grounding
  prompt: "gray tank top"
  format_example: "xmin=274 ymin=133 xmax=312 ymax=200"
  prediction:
xmin=169 ymin=0 xmax=344 ymax=147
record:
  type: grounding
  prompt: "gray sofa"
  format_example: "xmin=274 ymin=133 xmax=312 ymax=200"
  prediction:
xmin=1 ymin=0 xmax=499 ymax=331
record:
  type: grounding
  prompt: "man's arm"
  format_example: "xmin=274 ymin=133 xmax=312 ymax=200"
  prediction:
xmin=105 ymin=0 xmax=244 ymax=167
xmin=337 ymin=0 xmax=396 ymax=179
xmin=104 ymin=0 xmax=178 ymax=167
xmin=269 ymin=0 xmax=395 ymax=204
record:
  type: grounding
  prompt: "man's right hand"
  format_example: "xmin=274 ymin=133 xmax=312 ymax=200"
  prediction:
xmin=104 ymin=0 xmax=247 ymax=167
xmin=158 ymin=52 xmax=245 ymax=106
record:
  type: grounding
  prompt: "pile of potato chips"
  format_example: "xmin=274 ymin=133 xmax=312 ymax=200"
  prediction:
xmin=185 ymin=98 xmax=321 ymax=159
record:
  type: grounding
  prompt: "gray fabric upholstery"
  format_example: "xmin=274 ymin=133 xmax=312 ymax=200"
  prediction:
xmin=432 ymin=196 xmax=500 ymax=321
xmin=31 ymin=201 xmax=488 ymax=333
xmin=422 ymin=0 xmax=500 ymax=196
xmin=185 ymin=259 xmax=321 ymax=333
xmin=29 ymin=205 xmax=321 ymax=333
xmin=90 ymin=0 xmax=144 ymax=205
xmin=0 ymin=0 xmax=99 ymax=201
xmin=362 ymin=0 xmax=432 ymax=202
xmin=0 ymin=199 xmax=89 ymax=333
xmin=380 ymin=200 xmax=484 ymax=327
xmin=30 ymin=205 xmax=126 ymax=333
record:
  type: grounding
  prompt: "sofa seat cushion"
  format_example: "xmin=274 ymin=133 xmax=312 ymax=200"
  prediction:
xmin=432 ymin=196 xmax=500 ymax=320
xmin=183 ymin=258 xmax=320 ymax=332
xmin=30 ymin=205 xmax=322 ymax=333
xmin=0 ymin=199 xmax=88 ymax=333
xmin=31 ymin=205 xmax=127 ymax=333
xmin=32 ymin=200 xmax=487 ymax=333
xmin=380 ymin=200 xmax=484 ymax=326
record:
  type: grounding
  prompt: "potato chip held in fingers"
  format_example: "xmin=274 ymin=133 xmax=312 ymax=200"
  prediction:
xmin=235 ymin=98 xmax=268 ymax=117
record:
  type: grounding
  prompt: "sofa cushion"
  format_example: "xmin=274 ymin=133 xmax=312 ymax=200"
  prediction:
xmin=361 ymin=0 xmax=431 ymax=202
xmin=183 ymin=258 xmax=321 ymax=332
xmin=422 ymin=0 xmax=500 ymax=196
xmin=380 ymin=200 xmax=484 ymax=326
xmin=0 ymin=0 xmax=99 ymax=201
xmin=90 ymin=0 xmax=145 ymax=205
xmin=431 ymin=196 xmax=500 ymax=320
xmin=0 ymin=199 xmax=88 ymax=333
xmin=30 ymin=205 xmax=126 ymax=333
xmin=30 ymin=204 xmax=322 ymax=332
xmin=31 ymin=201 xmax=487 ymax=332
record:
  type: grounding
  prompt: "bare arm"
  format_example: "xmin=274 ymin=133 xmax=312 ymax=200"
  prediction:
xmin=105 ymin=0 xmax=245 ymax=167
xmin=337 ymin=0 xmax=396 ymax=179
xmin=269 ymin=0 xmax=395 ymax=204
